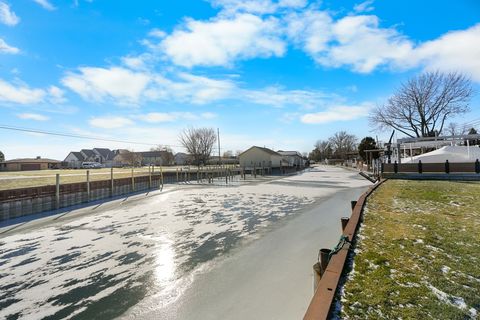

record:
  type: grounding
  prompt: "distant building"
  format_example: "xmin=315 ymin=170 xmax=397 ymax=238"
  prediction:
xmin=207 ymin=156 xmax=239 ymax=165
xmin=0 ymin=157 xmax=61 ymax=171
xmin=64 ymin=148 xmax=119 ymax=168
xmin=238 ymin=146 xmax=284 ymax=168
xmin=277 ymin=150 xmax=306 ymax=167
xmin=113 ymin=150 xmax=175 ymax=166
xmin=174 ymin=152 xmax=190 ymax=165
xmin=138 ymin=151 xmax=174 ymax=166
xmin=64 ymin=151 xmax=85 ymax=168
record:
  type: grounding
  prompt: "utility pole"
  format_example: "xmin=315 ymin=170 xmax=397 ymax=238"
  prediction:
xmin=217 ymin=128 xmax=221 ymax=165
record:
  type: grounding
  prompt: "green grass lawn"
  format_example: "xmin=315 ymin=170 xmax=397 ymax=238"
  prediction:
xmin=340 ymin=180 xmax=480 ymax=319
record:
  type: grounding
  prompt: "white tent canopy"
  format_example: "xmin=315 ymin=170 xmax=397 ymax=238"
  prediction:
xmin=402 ymin=146 xmax=480 ymax=164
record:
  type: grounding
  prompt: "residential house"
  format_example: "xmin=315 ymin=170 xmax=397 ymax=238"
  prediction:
xmin=64 ymin=152 xmax=85 ymax=168
xmin=113 ymin=150 xmax=175 ymax=167
xmin=64 ymin=148 xmax=117 ymax=168
xmin=0 ymin=157 xmax=61 ymax=171
xmin=238 ymin=146 xmax=285 ymax=168
xmin=174 ymin=152 xmax=190 ymax=165
xmin=277 ymin=150 xmax=306 ymax=167
xmin=93 ymin=148 xmax=115 ymax=164
xmin=138 ymin=151 xmax=174 ymax=166
xmin=80 ymin=149 xmax=97 ymax=162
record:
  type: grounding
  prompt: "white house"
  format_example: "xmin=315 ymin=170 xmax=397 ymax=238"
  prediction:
xmin=64 ymin=152 xmax=86 ymax=168
xmin=277 ymin=150 xmax=305 ymax=167
xmin=239 ymin=146 xmax=284 ymax=168
xmin=174 ymin=152 xmax=191 ymax=165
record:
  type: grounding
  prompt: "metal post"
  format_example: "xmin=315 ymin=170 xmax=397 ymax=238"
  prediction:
xmin=160 ymin=166 xmax=164 ymax=190
xmin=86 ymin=170 xmax=90 ymax=202
xmin=350 ymin=200 xmax=357 ymax=210
xmin=149 ymin=165 xmax=152 ymax=188
xmin=111 ymin=168 xmax=114 ymax=197
xmin=131 ymin=167 xmax=135 ymax=192
xmin=313 ymin=262 xmax=322 ymax=293
xmin=319 ymin=248 xmax=332 ymax=276
xmin=55 ymin=174 xmax=60 ymax=210
xmin=341 ymin=217 xmax=350 ymax=231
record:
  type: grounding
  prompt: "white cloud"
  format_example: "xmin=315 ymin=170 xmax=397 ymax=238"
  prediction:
xmin=47 ymin=85 xmax=66 ymax=103
xmin=241 ymin=86 xmax=334 ymax=109
xmin=136 ymin=111 xmax=217 ymax=123
xmin=0 ymin=2 xmax=19 ymax=26
xmin=301 ymin=103 xmax=371 ymax=124
xmin=89 ymin=116 xmax=134 ymax=129
xmin=353 ymin=0 xmax=375 ymax=13
xmin=145 ymin=72 xmax=235 ymax=105
xmin=0 ymin=79 xmax=46 ymax=104
xmin=121 ymin=55 xmax=148 ymax=70
xmin=286 ymin=9 xmax=333 ymax=55
xmin=316 ymin=15 xmax=413 ymax=73
xmin=210 ymin=0 xmax=307 ymax=15
xmin=160 ymin=13 xmax=285 ymax=67
xmin=17 ymin=113 xmax=50 ymax=121
xmin=148 ymin=28 xmax=166 ymax=38
xmin=0 ymin=38 xmax=19 ymax=54
xmin=62 ymin=67 xmax=151 ymax=105
xmin=412 ymin=24 xmax=480 ymax=82
xmin=32 ymin=0 xmax=56 ymax=11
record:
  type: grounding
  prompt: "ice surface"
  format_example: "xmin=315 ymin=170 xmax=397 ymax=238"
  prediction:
xmin=0 ymin=165 xmax=370 ymax=319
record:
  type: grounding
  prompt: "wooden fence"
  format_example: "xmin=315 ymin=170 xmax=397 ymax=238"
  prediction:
xmin=0 ymin=165 xmax=307 ymax=222
xmin=382 ymin=160 xmax=480 ymax=180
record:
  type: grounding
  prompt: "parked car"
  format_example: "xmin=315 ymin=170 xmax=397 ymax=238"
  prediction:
xmin=81 ymin=162 xmax=102 ymax=169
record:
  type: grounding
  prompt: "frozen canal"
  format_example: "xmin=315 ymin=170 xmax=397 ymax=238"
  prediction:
xmin=0 ymin=166 xmax=370 ymax=319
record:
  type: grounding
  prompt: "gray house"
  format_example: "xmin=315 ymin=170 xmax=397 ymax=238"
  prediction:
xmin=277 ymin=150 xmax=306 ymax=167
xmin=64 ymin=148 xmax=116 ymax=168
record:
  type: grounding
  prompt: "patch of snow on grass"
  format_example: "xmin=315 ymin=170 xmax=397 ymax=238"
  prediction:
xmin=427 ymin=284 xmax=474 ymax=316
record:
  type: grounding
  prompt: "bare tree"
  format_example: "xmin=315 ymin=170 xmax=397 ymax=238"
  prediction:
xmin=179 ymin=127 xmax=217 ymax=166
xmin=120 ymin=150 xmax=143 ymax=167
xmin=370 ymin=71 xmax=473 ymax=138
xmin=329 ymin=131 xmax=357 ymax=159
xmin=0 ymin=150 xmax=4 ymax=162
xmin=150 ymin=145 xmax=175 ymax=165
xmin=312 ymin=140 xmax=333 ymax=161
xmin=223 ymin=150 xmax=233 ymax=158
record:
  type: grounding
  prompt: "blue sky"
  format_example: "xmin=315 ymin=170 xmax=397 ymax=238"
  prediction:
xmin=0 ymin=0 xmax=479 ymax=160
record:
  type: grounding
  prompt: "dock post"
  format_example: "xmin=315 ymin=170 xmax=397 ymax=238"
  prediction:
xmin=86 ymin=170 xmax=90 ymax=202
xmin=55 ymin=174 xmax=60 ymax=210
xmin=149 ymin=165 xmax=152 ymax=188
xmin=341 ymin=217 xmax=350 ymax=231
xmin=313 ymin=262 xmax=322 ymax=293
xmin=319 ymin=248 xmax=331 ymax=276
xmin=160 ymin=166 xmax=164 ymax=190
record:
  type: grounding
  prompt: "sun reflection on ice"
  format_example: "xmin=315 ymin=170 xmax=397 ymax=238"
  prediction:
xmin=154 ymin=236 xmax=175 ymax=287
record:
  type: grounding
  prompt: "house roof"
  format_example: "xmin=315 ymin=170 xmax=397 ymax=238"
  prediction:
xmin=3 ymin=158 xmax=60 ymax=163
xmin=80 ymin=149 xmax=95 ymax=158
xmin=68 ymin=152 xmax=85 ymax=161
xmin=239 ymin=146 xmax=281 ymax=157
xmin=93 ymin=148 xmax=114 ymax=160
xmin=137 ymin=151 xmax=172 ymax=158
xmin=277 ymin=150 xmax=302 ymax=157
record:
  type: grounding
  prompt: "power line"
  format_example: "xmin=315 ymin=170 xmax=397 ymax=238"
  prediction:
xmin=0 ymin=124 xmax=186 ymax=149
